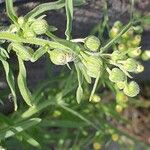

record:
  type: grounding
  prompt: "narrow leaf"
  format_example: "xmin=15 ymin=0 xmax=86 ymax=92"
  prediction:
xmin=17 ymin=57 xmax=32 ymax=106
xmin=5 ymin=0 xmax=18 ymax=23
xmin=0 ymin=118 xmax=41 ymax=141
xmin=65 ymin=0 xmax=73 ymax=40
xmin=76 ymin=85 xmax=83 ymax=104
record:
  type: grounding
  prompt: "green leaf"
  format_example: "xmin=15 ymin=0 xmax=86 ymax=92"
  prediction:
xmin=20 ymin=132 xmax=41 ymax=148
xmin=77 ymin=61 xmax=91 ymax=84
xmin=25 ymin=0 xmax=65 ymax=19
xmin=75 ymin=64 xmax=83 ymax=103
xmin=11 ymin=43 xmax=33 ymax=61
xmin=17 ymin=57 xmax=32 ymax=106
xmin=0 ymin=118 xmax=41 ymax=141
xmin=65 ymin=0 xmax=73 ymax=40
xmin=73 ymin=0 xmax=86 ymax=6
xmin=31 ymin=45 xmax=48 ymax=62
xmin=0 ymin=47 xmax=17 ymax=110
xmin=5 ymin=0 xmax=18 ymax=23
xmin=76 ymin=85 xmax=83 ymax=104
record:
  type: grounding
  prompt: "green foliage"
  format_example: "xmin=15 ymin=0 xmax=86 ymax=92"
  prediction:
xmin=0 ymin=0 xmax=149 ymax=149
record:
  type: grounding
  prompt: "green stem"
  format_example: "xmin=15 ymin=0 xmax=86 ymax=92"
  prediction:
xmin=100 ymin=22 xmax=133 ymax=53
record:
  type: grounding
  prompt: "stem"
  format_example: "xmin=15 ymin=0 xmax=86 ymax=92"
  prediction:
xmin=100 ymin=22 xmax=133 ymax=53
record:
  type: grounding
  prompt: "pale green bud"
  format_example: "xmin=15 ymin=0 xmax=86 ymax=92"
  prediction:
xmin=123 ymin=81 xmax=140 ymax=97
xmin=81 ymin=52 xmax=103 ymax=78
xmin=128 ymin=47 xmax=141 ymax=58
xmin=115 ymin=105 xmax=123 ymax=113
xmin=114 ymin=21 xmax=122 ymax=28
xmin=141 ymin=50 xmax=150 ymax=61
xmin=118 ymin=44 xmax=126 ymax=51
xmin=18 ymin=16 xmax=25 ymax=27
xmin=84 ymin=35 xmax=100 ymax=51
xmin=123 ymin=58 xmax=138 ymax=72
xmin=116 ymin=81 xmax=126 ymax=90
xmin=49 ymin=49 xmax=73 ymax=65
xmin=111 ymin=51 xmax=126 ymax=61
xmin=116 ymin=91 xmax=128 ymax=103
xmin=133 ymin=26 xmax=143 ymax=34
xmin=109 ymin=68 xmax=126 ymax=83
xmin=131 ymin=35 xmax=141 ymax=46
xmin=91 ymin=94 xmax=101 ymax=103
xmin=135 ymin=64 xmax=144 ymax=73
xmin=23 ymin=28 xmax=36 ymax=38
xmin=109 ymin=27 xmax=119 ymax=39
xmin=31 ymin=19 xmax=48 ymax=35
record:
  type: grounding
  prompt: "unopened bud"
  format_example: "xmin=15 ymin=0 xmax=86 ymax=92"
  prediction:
xmin=109 ymin=27 xmax=119 ymax=39
xmin=123 ymin=81 xmax=140 ymax=97
xmin=109 ymin=68 xmax=126 ymax=83
xmin=128 ymin=47 xmax=141 ymax=58
xmin=84 ymin=35 xmax=100 ymax=52
xmin=141 ymin=50 xmax=150 ymax=61
xmin=31 ymin=19 xmax=48 ymax=35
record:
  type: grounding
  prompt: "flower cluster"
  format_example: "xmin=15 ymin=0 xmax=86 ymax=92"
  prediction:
xmin=9 ymin=16 xmax=48 ymax=38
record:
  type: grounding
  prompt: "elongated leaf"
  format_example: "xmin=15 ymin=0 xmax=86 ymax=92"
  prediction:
xmin=0 ymin=47 xmax=17 ymax=110
xmin=5 ymin=0 xmax=18 ymax=23
xmin=65 ymin=0 xmax=73 ymax=40
xmin=0 ymin=118 xmax=41 ymax=141
xmin=20 ymin=132 xmax=41 ymax=148
xmin=12 ymin=43 xmax=33 ymax=61
xmin=17 ymin=57 xmax=32 ymax=106
xmin=73 ymin=0 xmax=86 ymax=6
xmin=25 ymin=0 xmax=65 ymax=19
xmin=75 ymin=64 xmax=83 ymax=103
xmin=76 ymin=85 xmax=83 ymax=104
xmin=89 ymin=72 xmax=101 ymax=101
xmin=31 ymin=46 xmax=48 ymax=62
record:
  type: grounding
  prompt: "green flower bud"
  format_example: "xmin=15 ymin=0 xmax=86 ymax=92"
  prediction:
xmin=135 ymin=64 xmax=144 ymax=73
xmin=141 ymin=50 xmax=150 ymax=61
xmin=133 ymin=26 xmax=143 ymax=34
xmin=81 ymin=52 xmax=103 ymax=78
xmin=131 ymin=35 xmax=141 ymax=46
xmin=109 ymin=27 xmax=119 ymax=39
xmin=115 ymin=105 xmax=123 ymax=113
xmin=118 ymin=44 xmax=126 ymax=51
xmin=23 ymin=28 xmax=36 ymax=38
xmin=122 ymin=28 xmax=134 ymax=40
xmin=18 ymin=16 xmax=25 ymax=27
xmin=114 ymin=21 xmax=122 ymax=28
xmin=91 ymin=94 xmax=101 ymax=103
xmin=116 ymin=91 xmax=128 ymax=103
xmin=111 ymin=51 xmax=126 ymax=61
xmin=84 ymin=35 xmax=100 ymax=51
xmin=116 ymin=81 xmax=126 ymax=90
xmin=31 ymin=19 xmax=48 ymax=35
xmin=109 ymin=68 xmax=126 ymax=83
xmin=49 ymin=49 xmax=73 ymax=65
xmin=123 ymin=81 xmax=140 ymax=97
xmin=123 ymin=58 xmax=138 ymax=72
xmin=128 ymin=47 xmax=141 ymax=58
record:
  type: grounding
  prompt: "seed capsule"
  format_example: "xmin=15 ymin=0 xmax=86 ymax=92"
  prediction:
xmin=84 ymin=35 xmax=100 ymax=52
xmin=31 ymin=19 xmax=48 ymax=35
xmin=109 ymin=68 xmax=126 ymax=83
xmin=123 ymin=81 xmax=140 ymax=97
